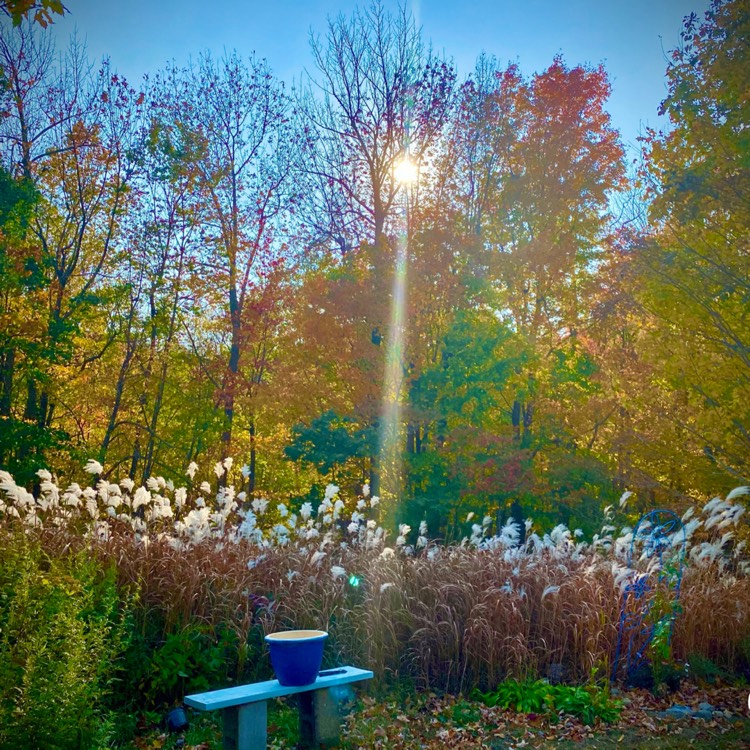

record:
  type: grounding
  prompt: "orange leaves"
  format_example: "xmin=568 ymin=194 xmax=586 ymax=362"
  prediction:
xmin=447 ymin=54 xmax=626 ymax=349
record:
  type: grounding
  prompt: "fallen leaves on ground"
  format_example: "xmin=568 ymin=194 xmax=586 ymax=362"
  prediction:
xmin=338 ymin=683 xmax=749 ymax=749
xmin=132 ymin=682 xmax=750 ymax=749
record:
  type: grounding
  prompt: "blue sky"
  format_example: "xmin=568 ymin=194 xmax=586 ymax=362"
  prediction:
xmin=51 ymin=0 xmax=708 ymax=152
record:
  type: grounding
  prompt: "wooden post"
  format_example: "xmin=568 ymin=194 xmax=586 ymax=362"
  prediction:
xmin=223 ymin=702 xmax=267 ymax=750
xmin=299 ymin=688 xmax=341 ymax=748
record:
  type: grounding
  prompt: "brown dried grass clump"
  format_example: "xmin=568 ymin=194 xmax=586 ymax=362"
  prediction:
xmin=673 ymin=566 xmax=750 ymax=668
xmin=26 ymin=526 xmax=750 ymax=693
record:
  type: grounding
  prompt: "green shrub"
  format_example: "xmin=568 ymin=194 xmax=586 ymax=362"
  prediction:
xmin=136 ymin=622 xmax=238 ymax=706
xmin=0 ymin=534 xmax=130 ymax=750
xmin=473 ymin=678 xmax=550 ymax=713
xmin=474 ymin=678 xmax=622 ymax=726
xmin=547 ymin=683 xmax=622 ymax=725
xmin=687 ymin=652 xmax=727 ymax=685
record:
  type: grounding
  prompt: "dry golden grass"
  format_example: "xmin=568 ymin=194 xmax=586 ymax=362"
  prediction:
xmin=30 ymin=525 xmax=750 ymax=692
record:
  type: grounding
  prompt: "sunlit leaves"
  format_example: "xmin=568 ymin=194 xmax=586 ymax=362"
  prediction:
xmin=629 ymin=0 xmax=750 ymax=488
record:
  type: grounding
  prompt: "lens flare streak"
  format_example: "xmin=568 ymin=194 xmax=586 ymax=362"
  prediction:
xmin=378 ymin=230 xmax=408 ymax=515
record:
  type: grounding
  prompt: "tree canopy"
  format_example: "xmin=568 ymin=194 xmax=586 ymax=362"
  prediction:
xmin=0 ymin=0 xmax=747 ymax=531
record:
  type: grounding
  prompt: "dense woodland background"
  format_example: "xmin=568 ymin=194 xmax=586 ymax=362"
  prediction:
xmin=0 ymin=0 xmax=748 ymax=536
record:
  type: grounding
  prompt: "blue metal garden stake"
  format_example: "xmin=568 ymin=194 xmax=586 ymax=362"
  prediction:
xmin=612 ymin=509 xmax=685 ymax=683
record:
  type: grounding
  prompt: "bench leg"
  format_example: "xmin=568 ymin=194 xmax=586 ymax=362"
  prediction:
xmin=222 ymin=702 xmax=267 ymax=750
xmin=298 ymin=688 xmax=341 ymax=748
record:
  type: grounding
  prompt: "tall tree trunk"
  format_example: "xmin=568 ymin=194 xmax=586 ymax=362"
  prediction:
xmin=248 ymin=416 xmax=256 ymax=496
xmin=221 ymin=284 xmax=241 ymax=457
xmin=143 ymin=357 xmax=169 ymax=481
xmin=143 ymin=288 xmax=182 ymax=479
xmin=512 ymin=399 xmax=521 ymax=441
xmin=0 ymin=347 xmax=14 ymax=417
xmin=522 ymin=400 xmax=534 ymax=447
xmin=23 ymin=378 xmax=37 ymax=421
xmin=129 ymin=436 xmax=141 ymax=481
xmin=406 ymin=422 xmax=416 ymax=453
xmin=39 ymin=390 xmax=49 ymax=428
xmin=370 ymin=453 xmax=380 ymax=498
xmin=99 ymin=341 xmax=136 ymax=465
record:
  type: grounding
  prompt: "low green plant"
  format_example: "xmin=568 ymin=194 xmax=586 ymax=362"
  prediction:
xmin=144 ymin=623 xmax=239 ymax=705
xmin=0 ymin=534 xmax=130 ymax=750
xmin=474 ymin=678 xmax=622 ymax=726
xmin=686 ymin=652 xmax=727 ymax=685
xmin=450 ymin=698 xmax=482 ymax=726
xmin=267 ymin=698 xmax=301 ymax=745
xmin=547 ymin=683 xmax=622 ymax=725
xmin=473 ymin=678 xmax=550 ymax=713
xmin=648 ymin=613 xmax=684 ymax=694
xmin=645 ymin=568 xmax=684 ymax=694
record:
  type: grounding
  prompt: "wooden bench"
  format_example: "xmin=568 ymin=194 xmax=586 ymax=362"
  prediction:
xmin=185 ymin=666 xmax=373 ymax=750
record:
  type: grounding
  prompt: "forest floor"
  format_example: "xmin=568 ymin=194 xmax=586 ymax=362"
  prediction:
xmin=132 ymin=683 xmax=750 ymax=750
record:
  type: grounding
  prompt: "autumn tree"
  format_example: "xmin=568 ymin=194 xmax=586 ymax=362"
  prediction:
xmin=151 ymin=53 xmax=303 ymax=470
xmin=390 ymin=55 xmax=627 ymax=527
xmin=94 ymin=99 xmax=212 ymax=477
xmin=461 ymin=58 xmax=625 ymax=451
xmin=297 ymin=0 xmax=455 ymax=252
xmin=0 ymin=166 xmax=46 ymax=475
xmin=626 ymin=0 xmax=750 ymax=489
xmin=0 ymin=23 xmax=142 ymax=478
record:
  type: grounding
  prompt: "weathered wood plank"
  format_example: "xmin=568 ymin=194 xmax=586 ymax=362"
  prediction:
xmin=185 ymin=666 xmax=373 ymax=712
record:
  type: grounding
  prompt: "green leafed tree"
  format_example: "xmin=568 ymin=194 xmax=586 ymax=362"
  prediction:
xmin=284 ymin=409 xmax=374 ymax=483
xmin=632 ymin=0 xmax=750 ymax=488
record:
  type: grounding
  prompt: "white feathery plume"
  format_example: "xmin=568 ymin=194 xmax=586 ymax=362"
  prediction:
xmin=724 ymin=505 xmax=744 ymax=524
xmin=702 ymin=497 xmax=725 ymax=515
xmin=550 ymin=524 xmax=571 ymax=546
xmin=499 ymin=518 xmax=521 ymax=547
xmin=542 ymin=585 xmax=560 ymax=600
xmin=84 ymin=459 xmax=103 ymax=475
xmin=669 ymin=531 xmax=685 ymax=547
